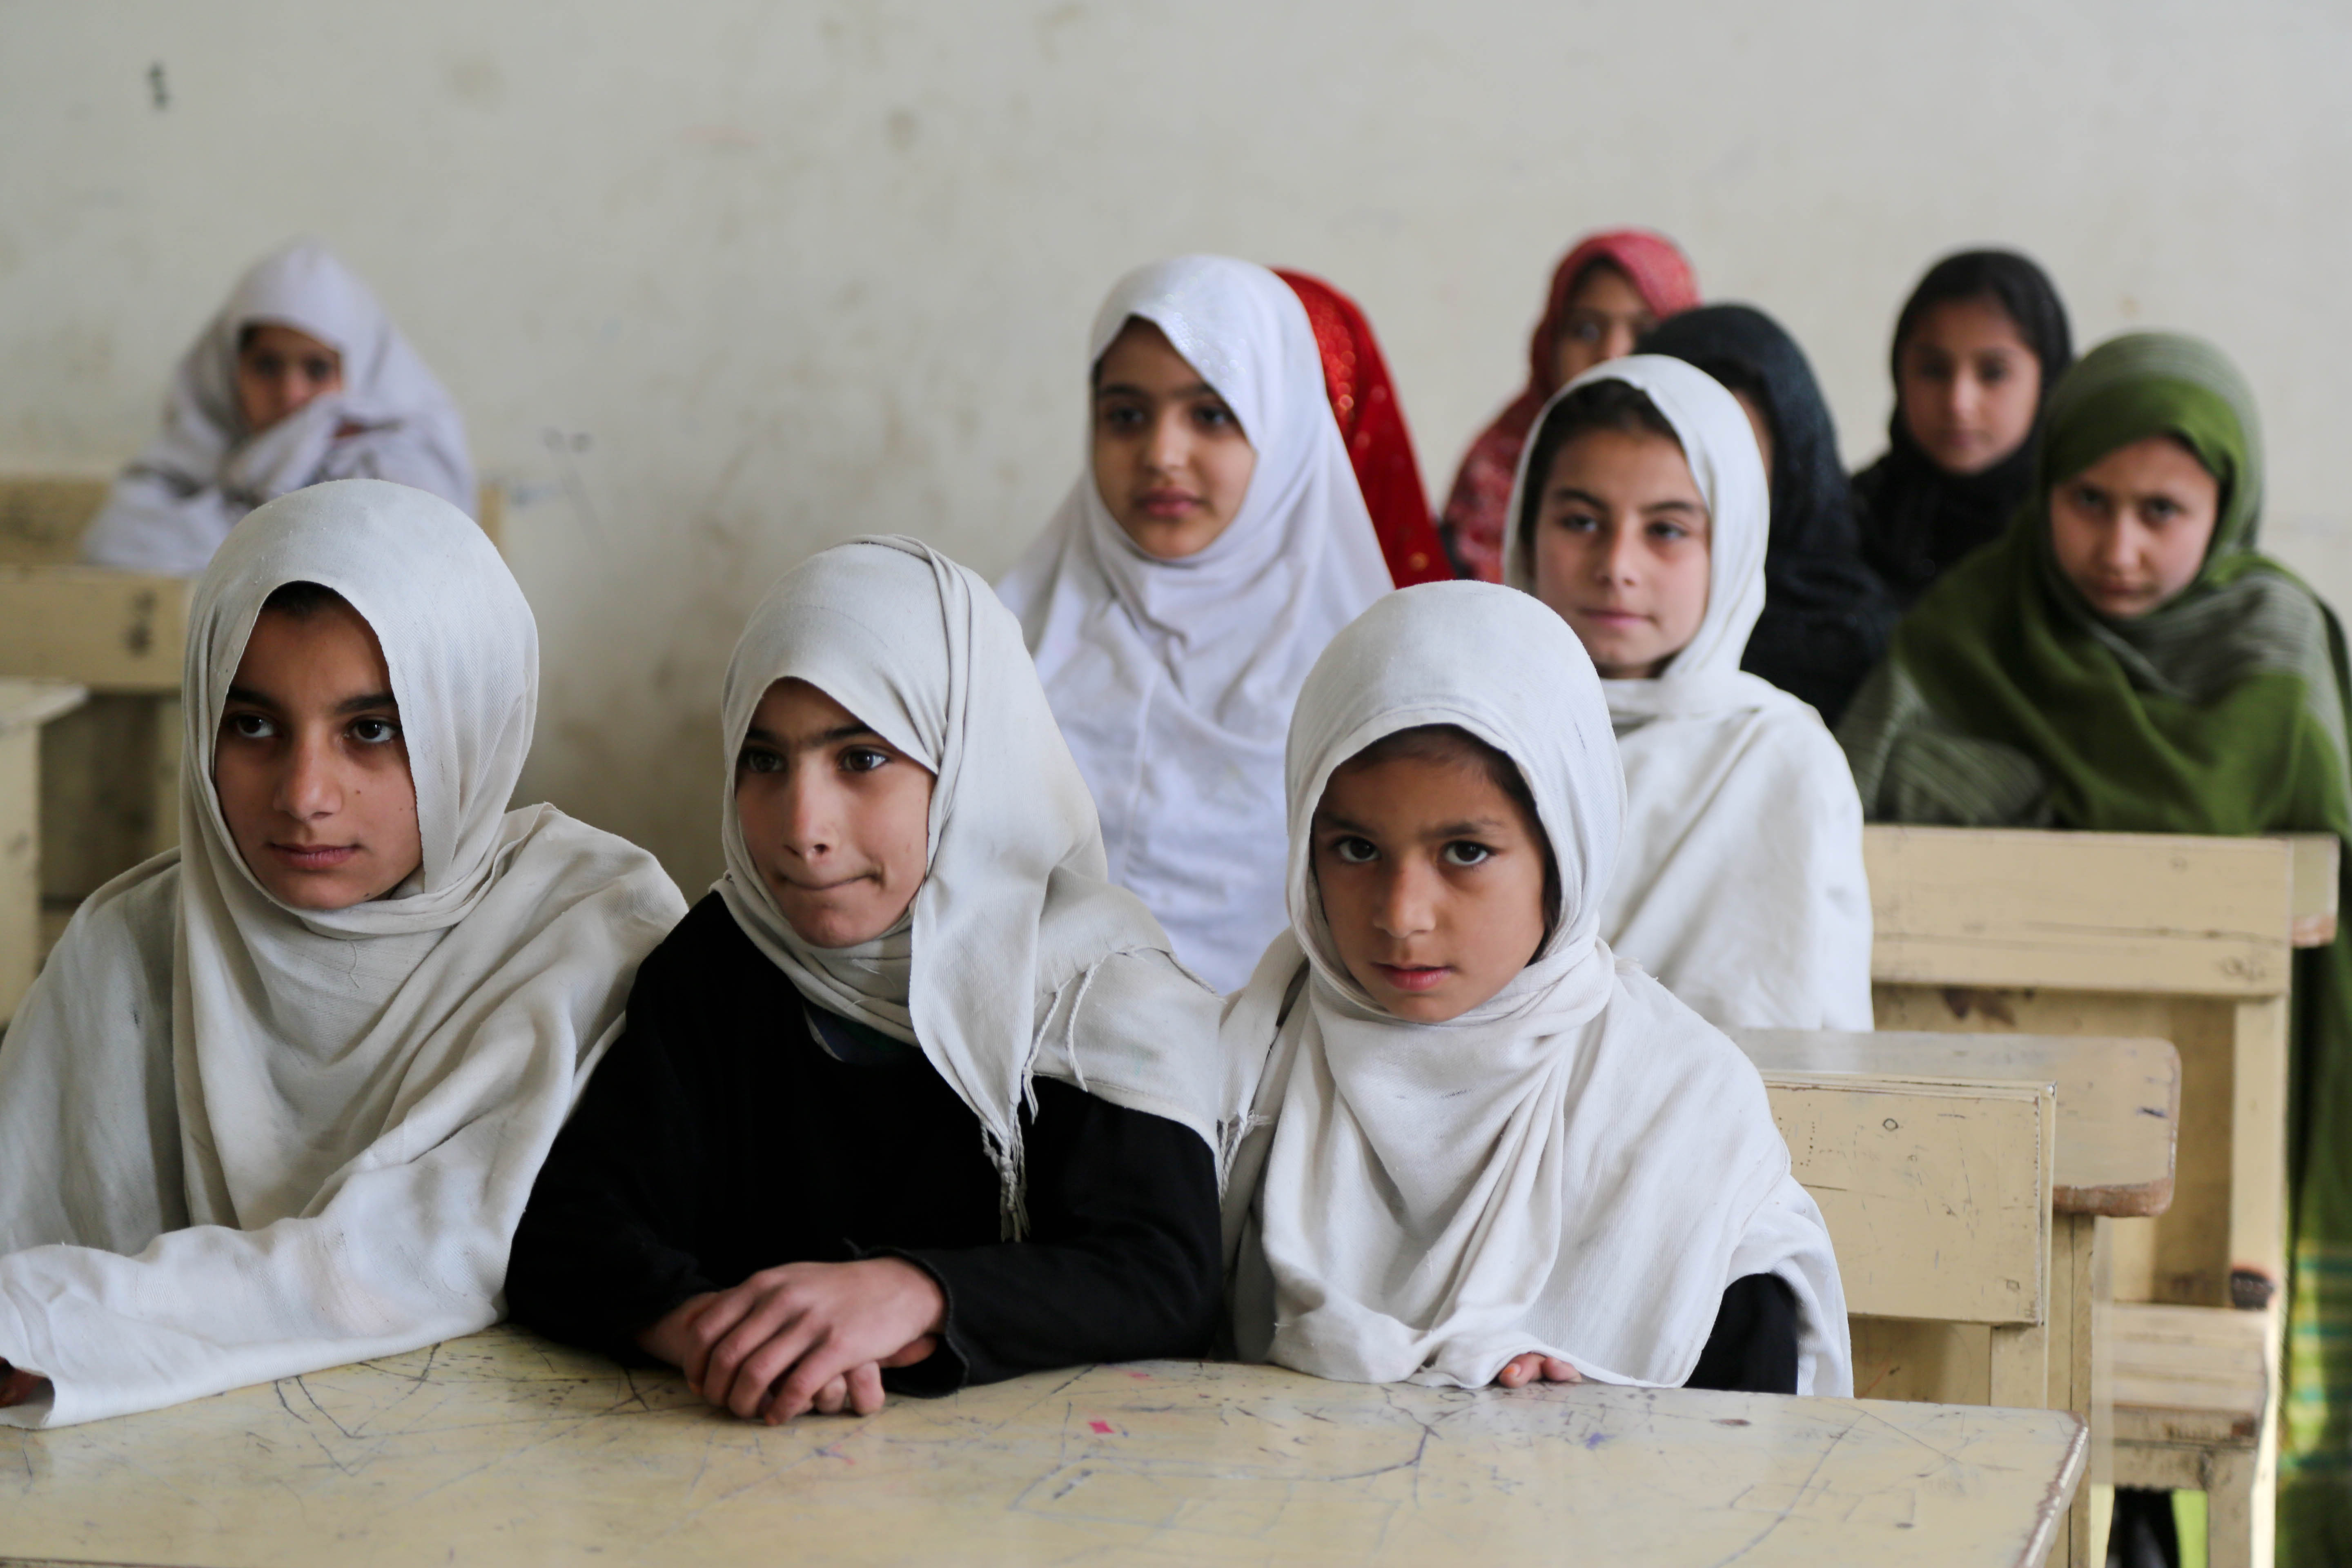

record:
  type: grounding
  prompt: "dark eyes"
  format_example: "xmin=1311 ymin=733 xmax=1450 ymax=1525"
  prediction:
xmin=1096 ymin=400 xmax=1238 ymax=432
xmin=1646 ymin=519 xmax=1690 ymax=542
xmin=226 ymin=712 xmax=274 ymax=740
xmin=349 ymin=718 xmax=401 ymax=745
xmin=737 ymin=745 xmax=785 ymax=775
xmin=1441 ymin=842 xmax=1495 ymax=868
xmin=1192 ymin=403 xmax=1236 ymax=430
xmin=1327 ymin=837 xmax=1495 ymax=868
xmin=1331 ymin=835 xmax=1378 ymax=865
xmin=840 ymin=747 xmax=892 ymax=774
xmin=221 ymin=713 xmax=400 ymax=744
xmin=246 ymin=355 xmax=336 ymax=381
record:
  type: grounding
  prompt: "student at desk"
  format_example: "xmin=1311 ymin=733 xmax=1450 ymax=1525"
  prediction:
xmin=0 ymin=480 xmax=683 ymax=1428
xmin=1506 ymin=354 xmax=1872 ymax=1030
xmin=1836 ymin=333 xmax=2352 ymax=1561
xmin=1219 ymin=583 xmax=1850 ymax=1396
xmin=80 ymin=240 xmax=474 ymax=576
xmin=507 ymin=539 xmax=1225 ymax=1425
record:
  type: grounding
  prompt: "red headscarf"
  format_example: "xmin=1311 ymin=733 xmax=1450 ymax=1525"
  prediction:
xmin=1436 ymin=230 xmax=1701 ymax=582
xmin=1276 ymin=270 xmax=1452 ymax=587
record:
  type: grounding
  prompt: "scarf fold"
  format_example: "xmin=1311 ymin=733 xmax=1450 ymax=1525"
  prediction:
xmin=1833 ymin=334 xmax=2352 ymax=1563
xmin=1852 ymin=249 xmax=2074 ymax=607
xmin=998 ymin=256 xmax=1392 ymax=993
xmin=0 ymin=479 xmax=684 ymax=1428
xmin=1220 ymin=581 xmax=1848 ymax=1393
xmin=1637 ymin=305 xmax=1898 ymax=725
xmin=82 ymin=241 xmax=474 ymax=576
xmin=722 ymin=537 xmax=1226 ymax=1237
xmin=1437 ymin=230 xmax=1700 ymax=584
xmin=1503 ymin=356 xmax=1871 ymax=1029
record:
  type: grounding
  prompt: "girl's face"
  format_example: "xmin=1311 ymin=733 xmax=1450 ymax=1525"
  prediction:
xmin=1529 ymin=427 xmax=1712 ymax=679
xmin=1898 ymin=296 xmax=2042 ymax=476
xmin=214 ymin=600 xmax=422 ymax=910
xmin=2047 ymin=436 xmax=2221 ymax=621
xmin=1550 ymin=263 xmax=1654 ymax=388
xmin=1091 ymin=318 xmax=1258 ymax=561
xmin=1312 ymin=751 xmax=1550 ymax=1024
xmin=735 ymin=679 xmax=936 ymax=949
xmin=236 ymin=323 xmax=344 ymax=433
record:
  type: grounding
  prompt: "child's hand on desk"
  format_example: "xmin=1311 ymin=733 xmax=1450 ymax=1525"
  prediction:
xmin=1494 ymin=1354 xmax=1580 ymax=1389
xmin=0 ymin=1359 xmax=50 ymax=1409
xmin=636 ymin=1258 xmax=947 ymax=1425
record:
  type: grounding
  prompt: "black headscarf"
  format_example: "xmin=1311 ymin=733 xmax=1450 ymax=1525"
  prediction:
xmin=1637 ymin=304 xmax=1897 ymax=726
xmin=1851 ymin=250 xmax=2073 ymax=607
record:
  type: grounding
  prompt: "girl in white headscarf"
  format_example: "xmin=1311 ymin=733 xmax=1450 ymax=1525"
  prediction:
xmin=0 ymin=479 xmax=683 ymax=1428
xmin=508 ymin=538 xmax=1227 ymax=1425
xmin=998 ymin=256 xmax=1393 ymax=993
xmin=81 ymin=240 xmax=475 ymax=576
xmin=1506 ymin=356 xmax=1872 ymax=1030
xmin=1221 ymin=581 xmax=1849 ymax=1394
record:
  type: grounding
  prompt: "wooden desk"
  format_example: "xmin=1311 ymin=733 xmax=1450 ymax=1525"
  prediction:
xmin=0 ymin=678 xmax=88 ymax=1023
xmin=0 ymin=1325 xmax=2086 ymax=1568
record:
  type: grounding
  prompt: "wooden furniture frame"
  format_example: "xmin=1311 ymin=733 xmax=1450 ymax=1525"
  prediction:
xmin=0 ymin=679 xmax=88 ymax=1023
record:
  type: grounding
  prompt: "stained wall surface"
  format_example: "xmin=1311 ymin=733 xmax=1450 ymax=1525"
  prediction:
xmin=4 ymin=0 xmax=2343 ymax=887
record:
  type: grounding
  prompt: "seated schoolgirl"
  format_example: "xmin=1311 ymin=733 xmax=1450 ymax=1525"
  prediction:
xmin=81 ymin=240 xmax=475 ymax=576
xmin=1275 ymin=269 xmax=1452 ymax=587
xmin=0 ymin=479 xmax=684 ymax=1427
xmin=998 ymin=256 xmax=1391 ymax=993
xmin=1438 ymin=229 xmax=1701 ymax=583
xmin=1638 ymin=305 xmax=1896 ymax=725
xmin=506 ymin=538 xmax=1225 ymax=1424
xmin=1506 ymin=356 xmax=1870 ymax=1029
xmin=1852 ymin=250 xmax=2073 ymax=608
xmin=1220 ymin=582 xmax=1850 ymax=1395
xmin=1835 ymin=333 xmax=2352 ymax=1556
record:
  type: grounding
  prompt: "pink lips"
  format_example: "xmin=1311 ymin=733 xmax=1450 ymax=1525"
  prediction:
xmin=1136 ymin=489 xmax=1200 ymax=519
xmin=1375 ymin=963 xmax=1452 ymax=993
xmin=271 ymin=842 xmax=359 ymax=871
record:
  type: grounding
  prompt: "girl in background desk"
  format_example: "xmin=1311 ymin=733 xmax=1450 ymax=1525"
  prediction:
xmin=81 ymin=240 xmax=474 ymax=576
xmin=1220 ymin=582 xmax=1849 ymax=1397
xmin=1437 ymin=229 xmax=1701 ymax=584
xmin=998 ymin=256 xmax=1390 ymax=993
xmin=508 ymin=539 xmax=1225 ymax=1422
xmin=1852 ymin=249 xmax=2073 ymax=608
xmin=1836 ymin=334 xmax=2352 ymax=1562
xmin=1506 ymin=355 xmax=1870 ymax=1029
xmin=0 ymin=480 xmax=682 ymax=1427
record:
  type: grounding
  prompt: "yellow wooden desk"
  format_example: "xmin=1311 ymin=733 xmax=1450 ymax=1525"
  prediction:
xmin=0 ymin=1325 xmax=2086 ymax=1568
xmin=0 ymin=678 xmax=88 ymax=1023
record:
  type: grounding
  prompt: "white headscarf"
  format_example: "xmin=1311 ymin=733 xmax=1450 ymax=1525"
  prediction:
xmin=0 ymin=479 xmax=684 ymax=1428
xmin=718 ymin=537 xmax=1225 ymax=1234
xmin=1220 ymin=581 xmax=1849 ymax=1393
xmin=81 ymin=240 xmax=475 ymax=576
xmin=997 ymin=256 xmax=1393 ymax=993
xmin=1505 ymin=356 xmax=1872 ymax=1029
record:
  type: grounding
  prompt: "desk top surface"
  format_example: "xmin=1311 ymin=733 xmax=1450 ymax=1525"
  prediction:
xmin=0 ymin=1325 xmax=2083 ymax=1568
xmin=0 ymin=678 xmax=87 ymax=736
xmin=1731 ymin=1027 xmax=2179 ymax=1218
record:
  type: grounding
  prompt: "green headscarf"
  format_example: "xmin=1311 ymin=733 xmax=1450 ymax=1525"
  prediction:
xmin=1838 ymin=332 xmax=2352 ymax=1559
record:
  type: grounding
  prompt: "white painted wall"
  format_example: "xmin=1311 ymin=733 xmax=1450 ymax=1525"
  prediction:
xmin=5 ymin=0 xmax=2346 ymax=888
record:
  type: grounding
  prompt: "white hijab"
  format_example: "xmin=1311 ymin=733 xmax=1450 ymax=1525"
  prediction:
xmin=719 ymin=537 xmax=1225 ymax=1235
xmin=1220 ymin=581 xmax=1849 ymax=1393
xmin=81 ymin=240 xmax=475 ymax=576
xmin=1506 ymin=356 xmax=1873 ymax=1030
xmin=997 ymin=256 xmax=1393 ymax=993
xmin=0 ymin=479 xmax=684 ymax=1428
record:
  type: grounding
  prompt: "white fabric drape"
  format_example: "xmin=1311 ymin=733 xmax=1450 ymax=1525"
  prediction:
xmin=718 ymin=537 xmax=1225 ymax=1234
xmin=997 ymin=256 xmax=1392 ymax=993
xmin=1219 ymin=581 xmax=1849 ymax=1393
xmin=1505 ymin=356 xmax=1872 ymax=1030
xmin=0 ymin=479 xmax=684 ymax=1428
xmin=81 ymin=240 xmax=475 ymax=576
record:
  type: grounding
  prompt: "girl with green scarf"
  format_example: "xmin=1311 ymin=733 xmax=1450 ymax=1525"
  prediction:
xmin=1838 ymin=332 xmax=2352 ymax=1560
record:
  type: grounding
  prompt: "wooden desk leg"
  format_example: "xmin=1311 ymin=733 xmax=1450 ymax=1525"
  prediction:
xmin=149 ymin=695 xmax=180 ymax=856
xmin=0 ymin=723 xmax=37 ymax=1021
xmin=2049 ymin=1214 xmax=2112 ymax=1568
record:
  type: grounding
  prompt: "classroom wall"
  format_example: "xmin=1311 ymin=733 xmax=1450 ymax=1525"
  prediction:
xmin=5 ymin=0 xmax=2346 ymax=890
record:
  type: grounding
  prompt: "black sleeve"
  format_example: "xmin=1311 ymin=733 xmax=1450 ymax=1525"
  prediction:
xmin=1683 ymin=1273 xmax=1800 ymax=1394
xmin=504 ymin=957 xmax=718 ymax=1362
xmin=891 ymin=1080 xmax=1222 ymax=1391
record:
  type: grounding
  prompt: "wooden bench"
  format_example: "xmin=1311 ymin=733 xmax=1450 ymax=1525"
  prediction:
xmin=1863 ymin=824 xmax=2335 ymax=1568
xmin=0 ymin=1322 xmax=2088 ymax=1567
xmin=0 ymin=472 xmax=503 ymax=957
xmin=1739 ymin=1028 xmax=2182 ymax=1568
xmin=0 ymin=679 xmax=88 ymax=1024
